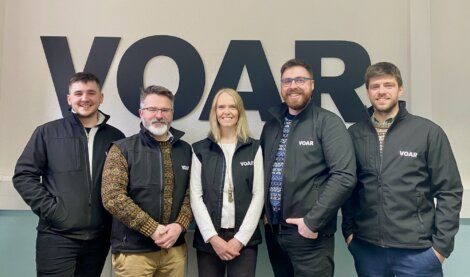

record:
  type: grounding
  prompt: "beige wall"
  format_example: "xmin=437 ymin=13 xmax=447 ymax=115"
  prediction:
xmin=0 ymin=0 xmax=468 ymax=211
xmin=430 ymin=0 xmax=470 ymax=185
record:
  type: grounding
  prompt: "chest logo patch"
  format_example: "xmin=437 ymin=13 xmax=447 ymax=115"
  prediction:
xmin=181 ymin=165 xmax=190 ymax=170
xmin=299 ymin=140 xmax=314 ymax=146
xmin=240 ymin=161 xmax=254 ymax=166
xmin=399 ymin=151 xmax=418 ymax=158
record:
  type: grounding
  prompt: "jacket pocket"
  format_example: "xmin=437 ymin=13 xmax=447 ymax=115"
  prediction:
xmin=47 ymin=196 xmax=69 ymax=228
xmin=416 ymin=192 xmax=425 ymax=236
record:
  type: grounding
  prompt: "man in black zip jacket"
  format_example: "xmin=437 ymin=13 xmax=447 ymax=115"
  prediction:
xmin=13 ymin=72 xmax=125 ymax=277
xmin=261 ymin=59 xmax=357 ymax=277
xmin=101 ymin=85 xmax=192 ymax=277
xmin=342 ymin=62 xmax=463 ymax=277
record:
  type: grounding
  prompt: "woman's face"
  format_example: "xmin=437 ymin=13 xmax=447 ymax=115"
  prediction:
xmin=216 ymin=92 xmax=239 ymax=129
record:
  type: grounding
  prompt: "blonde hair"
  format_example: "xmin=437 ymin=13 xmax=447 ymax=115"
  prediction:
xmin=209 ymin=88 xmax=250 ymax=143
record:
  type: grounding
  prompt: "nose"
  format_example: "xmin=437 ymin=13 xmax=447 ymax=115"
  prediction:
xmin=154 ymin=110 xmax=164 ymax=119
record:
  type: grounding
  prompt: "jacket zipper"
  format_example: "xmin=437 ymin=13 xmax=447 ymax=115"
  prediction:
xmin=158 ymin=148 xmax=164 ymax=222
xmin=218 ymin=145 xmax=226 ymax=231
xmin=83 ymin=127 xmax=94 ymax=239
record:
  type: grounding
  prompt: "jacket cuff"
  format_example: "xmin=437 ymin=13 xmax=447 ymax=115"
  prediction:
xmin=139 ymin=218 xmax=159 ymax=237
xmin=432 ymin=236 xmax=452 ymax=258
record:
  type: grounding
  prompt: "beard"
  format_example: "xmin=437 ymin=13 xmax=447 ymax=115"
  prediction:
xmin=143 ymin=118 xmax=170 ymax=137
xmin=283 ymin=89 xmax=311 ymax=112
xmin=373 ymin=98 xmax=399 ymax=115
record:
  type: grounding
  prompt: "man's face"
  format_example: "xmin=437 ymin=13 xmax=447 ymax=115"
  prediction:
xmin=367 ymin=75 xmax=403 ymax=114
xmin=281 ymin=66 xmax=314 ymax=115
xmin=67 ymin=81 xmax=103 ymax=120
xmin=139 ymin=94 xmax=174 ymax=138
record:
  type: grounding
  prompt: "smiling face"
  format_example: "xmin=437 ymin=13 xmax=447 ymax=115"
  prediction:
xmin=367 ymin=74 xmax=403 ymax=118
xmin=281 ymin=66 xmax=314 ymax=115
xmin=67 ymin=81 xmax=103 ymax=122
xmin=139 ymin=94 xmax=174 ymax=140
xmin=216 ymin=92 xmax=239 ymax=130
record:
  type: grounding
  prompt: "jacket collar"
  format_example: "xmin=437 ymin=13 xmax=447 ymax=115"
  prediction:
xmin=65 ymin=110 xmax=110 ymax=128
xmin=207 ymin=135 xmax=254 ymax=151
xmin=366 ymin=100 xmax=409 ymax=123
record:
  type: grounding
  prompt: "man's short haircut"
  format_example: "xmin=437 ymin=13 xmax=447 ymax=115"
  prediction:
xmin=365 ymin=62 xmax=403 ymax=89
xmin=68 ymin=72 xmax=101 ymax=90
xmin=280 ymin=58 xmax=314 ymax=78
xmin=140 ymin=85 xmax=174 ymax=108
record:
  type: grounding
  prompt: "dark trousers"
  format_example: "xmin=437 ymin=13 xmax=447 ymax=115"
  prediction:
xmin=348 ymin=237 xmax=443 ymax=277
xmin=36 ymin=231 xmax=110 ymax=277
xmin=196 ymin=229 xmax=258 ymax=277
xmin=265 ymin=225 xmax=334 ymax=277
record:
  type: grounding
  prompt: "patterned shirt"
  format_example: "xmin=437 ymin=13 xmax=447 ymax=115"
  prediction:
xmin=371 ymin=115 xmax=394 ymax=157
xmin=269 ymin=115 xmax=294 ymax=224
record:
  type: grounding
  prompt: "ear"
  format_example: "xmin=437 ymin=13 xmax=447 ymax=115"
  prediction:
xmin=66 ymin=94 xmax=72 ymax=105
xmin=398 ymin=86 xmax=404 ymax=98
xmin=99 ymin=92 xmax=104 ymax=104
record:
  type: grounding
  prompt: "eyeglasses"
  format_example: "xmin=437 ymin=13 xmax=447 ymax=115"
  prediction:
xmin=280 ymin=77 xmax=313 ymax=87
xmin=141 ymin=107 xmax=173 ymax=115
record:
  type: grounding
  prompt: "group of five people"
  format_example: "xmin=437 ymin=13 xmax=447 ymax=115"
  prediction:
xmin=13 ymin=59 xmax=462 ymax=277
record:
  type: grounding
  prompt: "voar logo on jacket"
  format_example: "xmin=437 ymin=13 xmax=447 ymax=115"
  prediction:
xmin=240 ymin=161 xmax=254 ymax=166
xmin=299 ymin=140 xmax=314 ymax=146
xmin=399 ymin=150 xmax=418 ymax=158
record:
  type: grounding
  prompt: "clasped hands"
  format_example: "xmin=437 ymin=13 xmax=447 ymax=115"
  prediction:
xmin=151 ymin=223 xmax=183 ymax=249
xmin=209 ymin=235 xmax=244 ymax=261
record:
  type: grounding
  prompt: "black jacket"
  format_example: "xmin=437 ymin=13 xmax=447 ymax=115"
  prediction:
xmin=192 ymin=137 xmax=262 ymax=253
xmin=110 ymin=126 xmax=192 ymax=253
xmin=342 ymin=101 xmax=463 ymax=257
xmin=13 ymin=112 xmax=124 ymax=240
xmin=261 ymin=100 xmax=356 ymax=234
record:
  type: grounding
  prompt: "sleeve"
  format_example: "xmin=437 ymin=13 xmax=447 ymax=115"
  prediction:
xmin=234 ymin=147 xmax=265 ymax=245
xmin=101 ymin=144 xmax=159 ymax=237
xmin=189 ymin=151 xmax=218 ymax=242
xmin=175 ymin=148 xmax=193 ymax=230
xmin=303 ymin=114 xmax=357 ymax=232
xmin=428 ymin=126 xmax=463 ymax=257
xmin=12 ymin=127 xmax=57 ymax=221
xmin=341 ymin=128 xmax=359 ymax=240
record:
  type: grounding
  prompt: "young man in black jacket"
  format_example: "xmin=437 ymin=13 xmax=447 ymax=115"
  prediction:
xmin=261 ymin=59 xmax=357 ymax=276
xmin=342 ymin=62 xmax=463 ymax=276
xmin=13 ymin=72 xmax=125 ymax=277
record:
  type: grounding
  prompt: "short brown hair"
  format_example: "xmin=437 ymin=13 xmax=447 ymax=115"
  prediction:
xmin=365 ymin=62 xmax=403 ymax=89
xmin=280 ymin=59 xmax=313 ymax=78
xmin=140 ymin=85 xmax=174 ymax=108
xmin=68 ymin=72 xmax=101 ymax=90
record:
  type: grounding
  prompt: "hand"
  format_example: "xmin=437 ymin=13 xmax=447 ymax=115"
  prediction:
xmin=209 ymin=236 xmax=240 ymax=261
xmin=346 ymin=234 xmax=353 ymax=246
xmin=432 ymin=247 xmax=445 ymax=263
xmin=227 ymin=238 xmax=244 ymax=254
xmin=286 ymin=218 xmax=318 ymax=239
xmin=151 ymin=224 xmax=167 ymax=242
xmin=155 ymin=223 xmax=183 ymax=249
xmin=263 ymin=215 xmax=269 ymax=225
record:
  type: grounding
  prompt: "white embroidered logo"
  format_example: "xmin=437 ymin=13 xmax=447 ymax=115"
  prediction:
xmin=299 ymin=140 xmax=314 ymax=146
xmin=181 ymin=165 xmax=190 ymax=170
xmin=399 ymin=151 xmax=418 ymax=158
xmin=240 ymin=161 xmax=254 ymax=166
